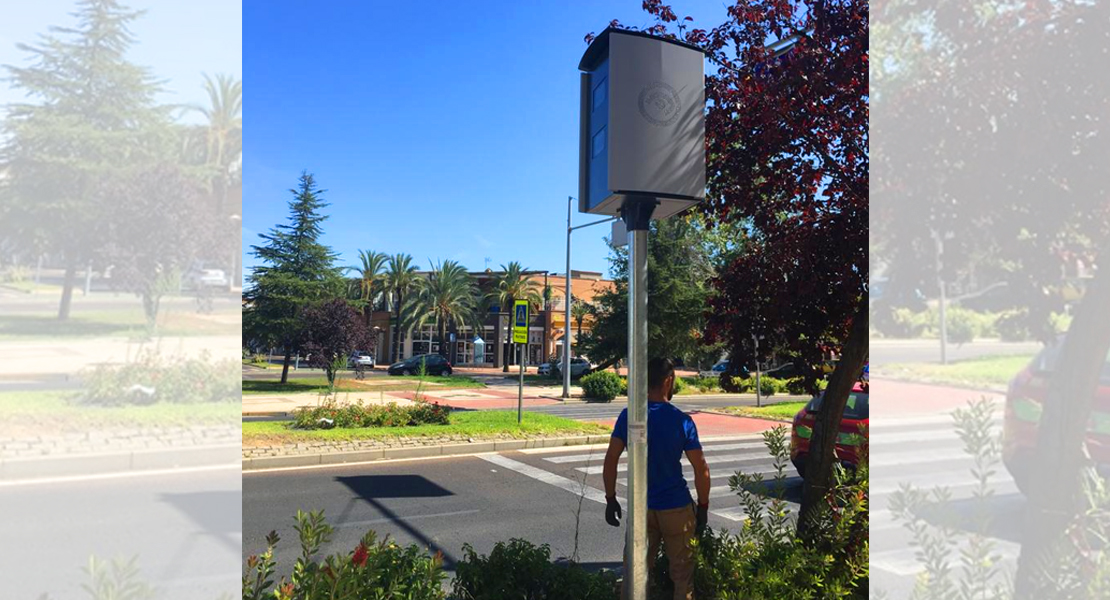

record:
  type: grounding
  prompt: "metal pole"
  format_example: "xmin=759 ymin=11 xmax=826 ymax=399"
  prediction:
xmin=933 ymin=230 xmax=948 ymax=365
xmin=623 ymin=199 xmax=654 ymax=600
xmin=564 ymin=197 xmax=573 ymax=400
xmin=754 ymin=334 xmax=762 ymax=408
xmin=518 ymin=343 xmax=525 ymax=423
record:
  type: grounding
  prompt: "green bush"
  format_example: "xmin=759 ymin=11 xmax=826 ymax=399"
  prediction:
xmin=757 ymin=376 xmax=778 ymax=397
xmin=651 ymin=426 xmax=868 ymax=599
xmin=784 ymin=377 xmax=828 ymax=396
xmin=453 ymin=539 xmax=618 ymax=600
xmin=292 ymin=400 xmax=450 ymax=430
xmin=996 ymin=310 xmax=1034 ymax=341
xmin=581 ymin=371 xmax=623 ymax=402
xmin=693 ymin=377 xmax=720 ymax=393
xmin=243 ymin=510 xmax=445 ymax=600
xmin=671 ymin=376 xmax=689 ymax=395
xmin=77 ymin=351 xmax=239 ymax=406
xmin=943 ymin=307 xmax=980 ymax=345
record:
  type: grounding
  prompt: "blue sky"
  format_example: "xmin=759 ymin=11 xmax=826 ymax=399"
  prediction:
xmin=0 ymin=1 xmax=241 ymax=122
xmin=244 ymin=0 xmax=725 ymax=278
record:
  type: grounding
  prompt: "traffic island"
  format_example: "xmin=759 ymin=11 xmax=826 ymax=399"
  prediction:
xmin=242 ymin=410 xmax=611 ymax=470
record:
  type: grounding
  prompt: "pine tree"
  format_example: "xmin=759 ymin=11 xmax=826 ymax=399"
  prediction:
xmin=0 ymin=0 xmax=172 ymax=320
xmin=244 ymin=172 xmax=345 ymax=383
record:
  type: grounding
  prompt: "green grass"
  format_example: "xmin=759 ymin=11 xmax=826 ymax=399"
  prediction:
xmin=0 ymin=391 xmax=238 ymax=431
xmin=243 ymin=410 xmax=609 ymax=443
xmin=718 ymin=401 xmax=808 ymax=422
xmin=883 ymin=354 xmax=1034 ymax=389
xmin=0 ymin=308 xmax=238 ymax=339
xmin=508 ymin=374 xmax=567 ymax=385
xmin=242 ymin=375 xmax=485 ymax=395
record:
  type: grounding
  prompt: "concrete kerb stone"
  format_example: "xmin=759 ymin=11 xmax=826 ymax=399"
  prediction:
xmin=241 ymin=434 xmax=615 ymax=471
xmin=0 ymin=443 xmax=242 ymax=482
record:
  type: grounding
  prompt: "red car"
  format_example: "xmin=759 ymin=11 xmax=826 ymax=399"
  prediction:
xmin=1002 ymin=342 xmax=1110 ymax=495
xmin=790 ymin=384 xmax=870 ymax=477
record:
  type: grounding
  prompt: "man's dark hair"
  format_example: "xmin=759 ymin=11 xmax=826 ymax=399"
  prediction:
xmin=648 ymin=357 xmax=676 ymax=390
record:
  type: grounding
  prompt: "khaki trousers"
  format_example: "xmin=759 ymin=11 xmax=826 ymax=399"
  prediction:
xmin=621 ymin=503 xmax=697 ymax=600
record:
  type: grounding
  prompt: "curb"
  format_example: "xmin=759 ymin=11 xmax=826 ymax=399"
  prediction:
xmin=242 ymin=434 xmax=614 ymax=471
xmin=869 ymin=376 xmax=1006 ymax=396
xmin=694 ymin=408 xmax=794 ymax=423
xmin=0 ymin=443 xmax=241 ymax=482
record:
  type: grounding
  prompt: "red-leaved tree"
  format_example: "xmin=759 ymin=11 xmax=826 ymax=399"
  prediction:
xmin=301 ymin=298 xmax=373 ymax=385
xmin=596 ymin=0 xmax=868 ymax=536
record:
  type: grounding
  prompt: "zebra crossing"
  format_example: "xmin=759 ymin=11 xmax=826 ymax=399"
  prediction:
xmin=481 ymin=433 xmax=798 ymax=525
xmin=869 ymin=410 xmax=1025 ymax=597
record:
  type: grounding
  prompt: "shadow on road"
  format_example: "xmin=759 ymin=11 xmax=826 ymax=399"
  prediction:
xmin=334 ymin=474 xmax=459 ymax=567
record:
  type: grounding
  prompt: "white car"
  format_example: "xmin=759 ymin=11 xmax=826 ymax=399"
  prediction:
xmin=348 ymin=352 xmax=375 ymax=369
xmin=554 ymin=357 xmax=593 ymax=378
xmin=187 ymin=268 xmax=229 ymax=289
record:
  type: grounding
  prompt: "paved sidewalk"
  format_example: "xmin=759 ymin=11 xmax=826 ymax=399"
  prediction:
xmin=869 ymin=377 xmax=1004 ymax=418
xmin=243 ymin=391 xmax=418 ymax=415
xmin=0 ymin=335 xmax=242 ymax=378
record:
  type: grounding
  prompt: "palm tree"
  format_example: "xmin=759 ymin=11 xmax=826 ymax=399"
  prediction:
xmin=350 ymin=250 xmax=388 ymax=326
xmin=384 ymin=253 xmax=419 ymax=362
xmin=488 ymin=262 xmax=544 ymax=372
xmin=571 ymin=295 xmax=595 ymax=351
xmin=411 ymin=260 xmax=479 ymax=359
xmin=195 ymin=73 xmax=242 ymax=181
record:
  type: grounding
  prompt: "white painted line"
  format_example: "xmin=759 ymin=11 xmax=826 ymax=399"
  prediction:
xmin=872 ymin=538 xmax=1019 ymax=576
xmin=710 ymin=505 xmax=748 ymax=521
xmin=578 ymin=453 xmax=774 ymax=475
xmin=337 ymin=509 xmax=481 ymax=528
xmin=479 ymin=453 xmax=622 ymax=505
xmin=0 ymin=463 xmax=241 ymax=488
xmin=870 ymin=448 xmax=975 ymax=468
xmin=871 ymin=472 xmax=1014 ymax=496
xmin=545 ymin=442 xmax=768 ymax=464
xmin=870 ymin=426 xmax=1001 ymax=446
xmin=519 ymin=443 xmax=611 ymax=455
xmin=617 ymin=465 xmax=789 ymax=486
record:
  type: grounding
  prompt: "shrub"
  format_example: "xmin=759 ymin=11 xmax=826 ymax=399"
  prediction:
xmin=671 ymin=376 xmax=689 ymax=395
xmin=784 ymin=377 xmax=828 ymax=396
xmin=757 ymin=376 xmax=778 ymax=397
xmin=996 ymin=310 xmax=1034 ymax=341
xmin=943 ymin=307 xmax=980 ymax=345
xmin=581 ymin=371 xmax=623 ymax=402
xmin=453 ymin=539 xmax=617 ymax=600
xmin=651 ymin=426 xmax=868 ymax=599
xmin=77 ymin=351 xmax=239 ymax=406
xmin=292 ymin=400 xmax=450 ymax=430
xmin=693 ymin=377 xmax=720 ymax=393
xmin=242 ymin=510 xmax=445 ymax=600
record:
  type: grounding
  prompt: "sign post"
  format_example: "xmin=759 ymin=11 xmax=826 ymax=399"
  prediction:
xmin=514 ymin=300 xmax=529 ymax=424
xmin=579 ymin=27 xmax=704 ymax=600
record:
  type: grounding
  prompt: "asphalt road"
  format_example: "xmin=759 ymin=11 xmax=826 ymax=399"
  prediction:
xmin=1 ymin=466 xmax=241 ymax=600
xmin=871 ymin=410 xmax=1028 ymax=597
xmin=243 ymin=435 xmax=798 ymax=584
xmin=870 ymin=339 xmax=1042 ymax=366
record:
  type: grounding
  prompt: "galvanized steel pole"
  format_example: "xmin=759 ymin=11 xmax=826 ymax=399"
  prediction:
xmin=623 ymin=198 xmax=655 ymax=600
xmin=564 ymin=196 xmax=573 ymax=399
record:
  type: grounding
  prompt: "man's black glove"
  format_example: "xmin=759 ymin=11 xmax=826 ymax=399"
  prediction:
xmin=605 ymin=496 xmax=622 ymax=527
xmin=696 ymin=503 xmax=709 ymax=535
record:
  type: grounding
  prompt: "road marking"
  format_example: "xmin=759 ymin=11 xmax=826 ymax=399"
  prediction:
xmin=871 ymin=472 xmax=1016 ymax=496
xmin=870 ymin=426 xmax=1001 ymax=446
xmin=0 ymin=463 xmax=240 ymax=488
xmin=872 ymin=538 xmax=1020 ymax=576
xmin=337 ymin=509 xmax=481 ymax=528
xmin=544 ymin=442 xmax=768 ymax=464
xmin=578 ymin=453 xmax=775 ymax=475
xmin=479 ymin=453 xmax=622 ymax=505
xmin=870 ymin=448 xmax=977 ymax=468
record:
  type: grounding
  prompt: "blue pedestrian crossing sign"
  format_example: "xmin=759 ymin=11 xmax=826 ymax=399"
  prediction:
xmin=513 ymin=300 xmax=529 ymax=344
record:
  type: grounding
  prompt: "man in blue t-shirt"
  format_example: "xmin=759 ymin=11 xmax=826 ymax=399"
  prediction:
xmin=603 ymin=357 xmax=711 ymax=600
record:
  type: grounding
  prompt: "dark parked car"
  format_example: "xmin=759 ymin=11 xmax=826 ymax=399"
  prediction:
xmin=388 ymin=354 xmax=453 ymax=376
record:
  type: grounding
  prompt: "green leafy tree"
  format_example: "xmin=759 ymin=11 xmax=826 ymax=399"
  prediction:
xmin=410 ymin=260 xmax=479 ymax=360
xmin=99 ymin=165 xmax=225 ymax=333
xmin=349 ymin=249 xmax=388 ymax=326
xmin=385 ymin=253 xmax=419 ymax=363
xmin=579 ymin=216 xmax=716 ymax=370
xmin=0 ymin=0 xmax=173 ymax=320
xmin=570 ymin=295 xmax=595 ymax=348
xmin=244 ymin=172 xmax=344 ymax=383
xmin=487 ymin=262 xmax=543 ymax=371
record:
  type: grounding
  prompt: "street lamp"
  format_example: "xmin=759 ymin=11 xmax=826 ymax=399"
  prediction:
xmin=563 ymin=195 xmax=620 ymax=400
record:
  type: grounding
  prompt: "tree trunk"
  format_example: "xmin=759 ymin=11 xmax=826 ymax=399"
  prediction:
xmin=58 ymin=260 xmax=77 ymax=321
xmin=797 ymin=300 xmax=869 ymax=539
xmin=1014 ymin=258 xmax=1110 ymax=598
xmin=281 ymin=347 xmax=293 ymax=384
xmin=439 ymin=321 xmax=448 ymax=358
xmin=142 ymin=292 xmax=160 ymax=335
xmin=503 ymin=303 xmax=514 ymax=372
xmin=392 ymin=294 xmax=404 ymax=363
